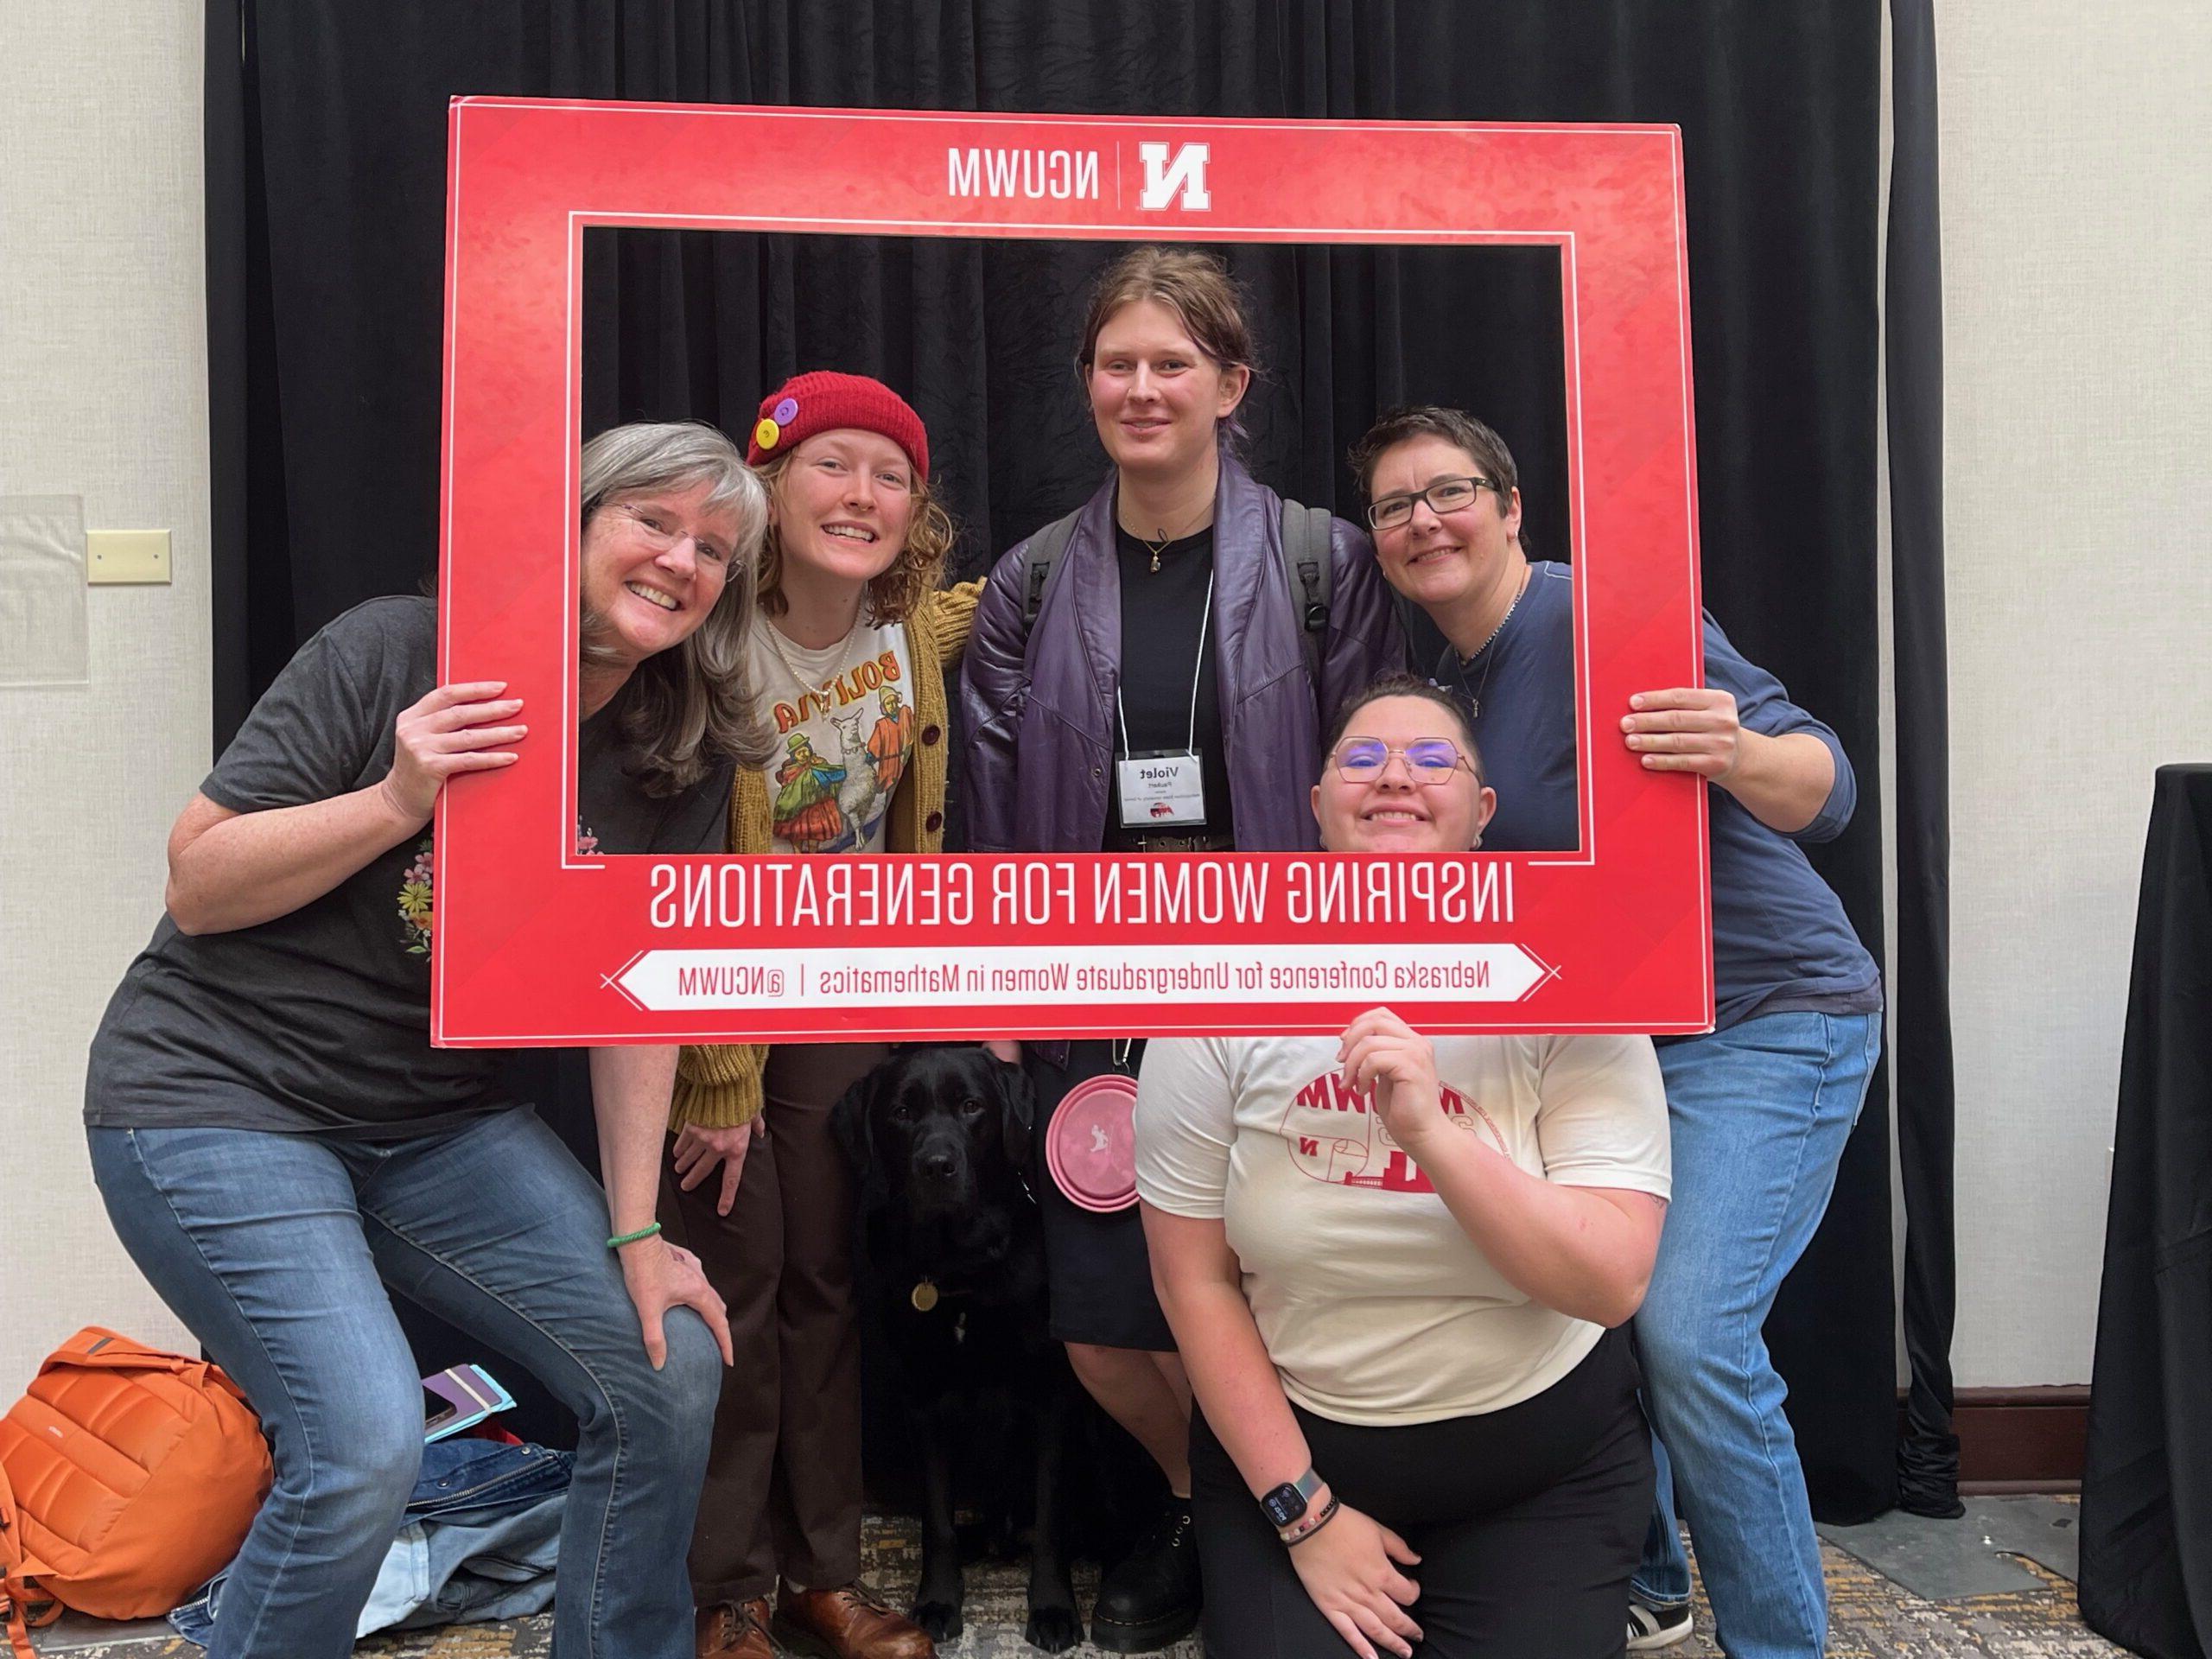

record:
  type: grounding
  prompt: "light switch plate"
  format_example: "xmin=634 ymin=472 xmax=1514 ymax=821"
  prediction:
xmin=87 ymin=529 xmax=171 ymax=584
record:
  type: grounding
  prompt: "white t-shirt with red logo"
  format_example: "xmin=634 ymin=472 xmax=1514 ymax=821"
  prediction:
xmin=1135 ymin=1033 xmax=1670 ymax=1426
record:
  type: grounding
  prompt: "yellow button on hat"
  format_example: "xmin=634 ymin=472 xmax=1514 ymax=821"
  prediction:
xmin=753 ymin=416 xmax=781 ymax=451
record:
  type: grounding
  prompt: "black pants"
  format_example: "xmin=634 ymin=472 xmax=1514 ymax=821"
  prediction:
xmin=1189 ymin=1329 xmax=1651 ymax=1659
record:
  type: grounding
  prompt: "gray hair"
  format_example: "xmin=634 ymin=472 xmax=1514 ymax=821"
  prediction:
xmin=580 ymin=421 xmax=776 ymax=793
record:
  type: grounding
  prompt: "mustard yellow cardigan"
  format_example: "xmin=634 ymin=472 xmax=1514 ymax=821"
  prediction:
xmin=669 ymin=580 xmax=981 ymax=1131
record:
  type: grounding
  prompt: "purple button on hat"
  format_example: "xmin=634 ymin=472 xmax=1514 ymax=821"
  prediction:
xmin=1045 ymin=1073 xmax=1140 ymax=1213
xmin=772 ymin=397 xmax=799 ymax=424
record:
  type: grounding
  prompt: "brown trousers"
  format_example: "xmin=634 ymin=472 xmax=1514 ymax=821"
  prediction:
xmin=658 ymin=1042 xmax=887 ymax=1602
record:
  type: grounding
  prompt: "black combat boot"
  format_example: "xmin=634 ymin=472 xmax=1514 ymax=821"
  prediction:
xmin=1088 ymin=1496 xmax=1201 ymax=1652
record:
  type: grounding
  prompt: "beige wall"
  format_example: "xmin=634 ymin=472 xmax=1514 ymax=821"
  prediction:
xmin=0 ymin=3 xmax=205 ymax=1382
xmin=2 ymin=3 xmax=2205 ymax=1396
xmin=1938 ymin=4 xmax=2212 ymax=1384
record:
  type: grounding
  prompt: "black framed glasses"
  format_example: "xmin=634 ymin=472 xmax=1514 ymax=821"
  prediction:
xmin=1364 ymin=476 xmax=1497 ymax=531
xmin=1331 ymin=736 xmax=1475 ymax=785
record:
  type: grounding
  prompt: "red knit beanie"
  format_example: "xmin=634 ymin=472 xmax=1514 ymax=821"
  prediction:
xmin=746 ymin=371 xmax=929 ymax=484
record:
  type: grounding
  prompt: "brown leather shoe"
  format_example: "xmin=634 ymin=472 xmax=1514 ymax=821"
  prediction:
xmin=696 ymin=1597 xmax=778 ymax=1659
xmin=772 ymin=1581 xmax=935 ymax=1659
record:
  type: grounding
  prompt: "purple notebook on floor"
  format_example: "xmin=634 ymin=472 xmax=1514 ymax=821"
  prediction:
xmin=423 ymin=1363 xmax=516 ymax=1442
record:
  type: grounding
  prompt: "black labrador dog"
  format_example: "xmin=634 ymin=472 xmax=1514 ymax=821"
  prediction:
xmin=832 ymin=1045 xmax=1080 ymax=1651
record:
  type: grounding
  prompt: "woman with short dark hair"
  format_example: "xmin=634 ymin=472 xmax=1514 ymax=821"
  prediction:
xmin=1349 ymin=407 xmax=1883 ymax=1658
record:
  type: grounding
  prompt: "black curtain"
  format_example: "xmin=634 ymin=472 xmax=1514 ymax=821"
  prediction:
xmin=1883 ymin=0 xmax=1961 ymax=1519
xmin=207 ymin=0 xmax=1915 ymax=1519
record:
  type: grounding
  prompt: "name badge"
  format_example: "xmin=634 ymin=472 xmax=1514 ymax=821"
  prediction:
xmin=1116 ymin=749 xmax=1206 ymax=828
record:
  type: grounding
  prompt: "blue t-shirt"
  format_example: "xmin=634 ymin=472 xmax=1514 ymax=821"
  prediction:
xmin=1445 ymin=562 xmax=1881 ymax=1030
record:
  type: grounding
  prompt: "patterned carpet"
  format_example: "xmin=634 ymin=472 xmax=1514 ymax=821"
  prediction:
xmin=41 ymin=1502 xmax=2126 ymax=1657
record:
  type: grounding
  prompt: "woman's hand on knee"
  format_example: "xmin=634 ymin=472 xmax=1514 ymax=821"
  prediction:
xmin=619 ymin=1236 xmax=734 ymax=1370
xmin=1287 ymin=1503 xmax=1422 ymax=1659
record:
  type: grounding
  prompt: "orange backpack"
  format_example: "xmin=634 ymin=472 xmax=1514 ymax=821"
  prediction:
xmin=0 ymin=1329 xmax=271 ymax=1658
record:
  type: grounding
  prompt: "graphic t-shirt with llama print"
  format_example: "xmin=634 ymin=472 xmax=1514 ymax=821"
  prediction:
xmin=749 ymin=613 xmax=915 ymax=855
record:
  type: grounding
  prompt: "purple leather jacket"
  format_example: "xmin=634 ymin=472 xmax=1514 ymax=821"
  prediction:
xmin=958 ymin=452 xmax=1406 ymax=857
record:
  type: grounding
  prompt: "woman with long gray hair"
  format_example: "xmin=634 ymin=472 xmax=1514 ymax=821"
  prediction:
xmin=81 ymin=421 xmax=771 ymax=1659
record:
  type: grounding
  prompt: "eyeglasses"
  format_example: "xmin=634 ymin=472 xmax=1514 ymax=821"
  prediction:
xmin=1331 ymin=736 xmax=1476 ymax=785
xmin=607 ymin=501 xmax=732 ymax=568
xmin=1365 ymin=476 xmax=1498 ymax=531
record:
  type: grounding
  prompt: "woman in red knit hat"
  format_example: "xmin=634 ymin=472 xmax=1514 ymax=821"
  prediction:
xmin=662 ymin=372 xmax=979 ymax=1659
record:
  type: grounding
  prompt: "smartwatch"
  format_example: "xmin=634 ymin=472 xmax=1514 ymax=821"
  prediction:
xmin=1259 ymin=1467 xmax=1327 ymax=1530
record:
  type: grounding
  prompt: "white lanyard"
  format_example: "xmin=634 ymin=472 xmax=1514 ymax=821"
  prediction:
xmin=1114 ymin=572 xmax=1215 ymax=760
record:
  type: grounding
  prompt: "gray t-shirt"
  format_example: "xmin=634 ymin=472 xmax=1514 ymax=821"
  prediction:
xmin=84 ymin=596 xmax=733 ymax=1139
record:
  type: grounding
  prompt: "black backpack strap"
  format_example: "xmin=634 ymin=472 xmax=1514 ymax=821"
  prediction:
xmin=1280 ymin=499 xmax=1333 ymax=681
xmin=1020 ymin=509 xmax=1084 ymax=633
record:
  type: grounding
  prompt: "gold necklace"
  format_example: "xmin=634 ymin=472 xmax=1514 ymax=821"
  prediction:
xmin=759 ymin=613 xmax=863 ymax=694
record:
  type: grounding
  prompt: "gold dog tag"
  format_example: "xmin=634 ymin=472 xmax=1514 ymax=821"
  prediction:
xmin=911 ymin=1279 xmax=939 ymax=1313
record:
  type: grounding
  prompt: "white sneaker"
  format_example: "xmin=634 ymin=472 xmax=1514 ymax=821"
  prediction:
xmin=1626 ymin=1598 xmax=1695 ymax=1650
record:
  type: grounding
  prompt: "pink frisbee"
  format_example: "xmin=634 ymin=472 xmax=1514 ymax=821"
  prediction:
xmin=1046 ymin=1073 xmax=1141 ymax=1213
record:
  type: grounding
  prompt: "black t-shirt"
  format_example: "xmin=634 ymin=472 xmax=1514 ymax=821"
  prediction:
xmin=1106 ymin=524 xmax=1236 ymax=849
xmin=84 ymin=596 xmax=734 ymax=1138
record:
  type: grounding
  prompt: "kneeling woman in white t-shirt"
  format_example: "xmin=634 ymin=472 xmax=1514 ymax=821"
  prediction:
xmin=1136 ymin=674 xmax=1672 ymax=1659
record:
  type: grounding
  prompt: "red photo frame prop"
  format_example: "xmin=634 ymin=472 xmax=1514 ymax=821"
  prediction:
xmin=434 ymin=100 xmax=1710 ymax=1046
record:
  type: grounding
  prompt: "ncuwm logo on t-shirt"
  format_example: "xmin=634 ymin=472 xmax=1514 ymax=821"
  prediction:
xmin=944 ymin=140 xmax=1211 ymax=212
xmin=1277 ymin=1071 xmax=1505 ymax=1193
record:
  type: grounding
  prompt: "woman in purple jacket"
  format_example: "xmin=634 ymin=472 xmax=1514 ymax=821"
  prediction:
xmin=958 ymin=247 xmax=1402 ymax=1650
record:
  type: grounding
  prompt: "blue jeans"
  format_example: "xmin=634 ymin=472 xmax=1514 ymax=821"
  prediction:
xmin=1627 ymin=1010 xmax=1881 ymax=1658
xmin=89 ymin=1108 xmax=720 ymax=1659
xmin=172 ymin=1438 xmax=575 ymax=1643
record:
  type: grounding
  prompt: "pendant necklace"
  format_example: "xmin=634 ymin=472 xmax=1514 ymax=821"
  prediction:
xmin=1133 ymin=500 xmax=1215 ymax=574
xmin=1460 ymin=566 xmax=1531 ymax=720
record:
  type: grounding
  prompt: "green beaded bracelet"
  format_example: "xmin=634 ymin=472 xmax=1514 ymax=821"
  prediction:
xmin=607 ymin=1221 xmax=663 ymax=1249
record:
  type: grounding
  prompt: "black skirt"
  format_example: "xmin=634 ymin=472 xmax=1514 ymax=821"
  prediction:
xmin=1027 ymin=1039 xmax=1175 ymax=1351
